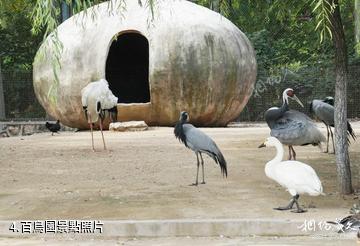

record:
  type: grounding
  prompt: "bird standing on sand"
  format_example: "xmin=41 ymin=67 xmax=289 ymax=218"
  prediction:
xmin=258 ymin=137 xmax=324 ymax=213
xmin=265 ymin=88 xmax=325 ymax=160
xmin=81 ymin=79 xmax=118 ymax=151
xmin=45 ymin=120 xmax=61 ymax=136
xmin=174 ymin=111 xmax=227 ymax=185
xmin=310 ymin=96 xmax=356 ymax=153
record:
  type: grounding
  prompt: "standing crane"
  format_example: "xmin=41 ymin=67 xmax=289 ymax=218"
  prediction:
xmin=265 ymin=88 xmax=325 ymax=160
xmin=81 ymin=79 xmax=118 ymax=151
xmin=259 ymin=137 xmax=324 ymax=213
xmin=310 ymin=96 xmax=356 ymax=153
xmin=174 ymin=111 xmax=227 ymax=185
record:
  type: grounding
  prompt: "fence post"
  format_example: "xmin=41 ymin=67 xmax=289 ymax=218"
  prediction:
xmin=0 ymin=62 xmax=5 ymax=120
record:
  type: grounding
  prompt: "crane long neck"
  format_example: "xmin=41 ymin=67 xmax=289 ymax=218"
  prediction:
xmin=280 ymin=97 xmax=289 ymax=113
xmin=266 ymin=98 xmax=289 ymax=128
xmin=269 ymin=141 xmax=284 ymax=165
xmin=265 ymin=141 xmax=284 ymax=179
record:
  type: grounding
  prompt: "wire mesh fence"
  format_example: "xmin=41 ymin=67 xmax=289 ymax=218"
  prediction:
xmin=0 ymin=63 xmax=359 ymax=122
xmin=1 ymin=70 xmax=46 ymax=120
xmin=238 ymin=63 xmax=360 ymax=122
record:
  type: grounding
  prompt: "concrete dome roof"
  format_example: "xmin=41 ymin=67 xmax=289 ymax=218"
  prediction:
xmin=33 ymin=0 xmax=257 ymax=128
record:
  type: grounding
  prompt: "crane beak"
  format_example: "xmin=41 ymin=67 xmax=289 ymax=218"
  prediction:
xmin=292 ymin=95 xmax=304 ymax=108
xmin=258 ymin=143 xmax=266 ymax=148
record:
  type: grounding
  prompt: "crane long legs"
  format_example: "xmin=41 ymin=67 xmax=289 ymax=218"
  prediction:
xmin=87 ymin=114 xmax=107 ymax=151
xmin=192 ymin=153 xmax=200 ymax=186
xmin=99 ymin=118 xmax=107 ymax=150
xmin=329 ymin=126 xmax=335 ymax=154
xmin=288 ymin=146 xmax=296 ymax=160
xmin=199 ymin=153 xmax=205 ymax=184
xmin=192 ymin=152 xmax=206 ymax=186
xmin=325 ymin=125 xmax=335 ymax=154
xmin=88 ymin=115 xmax=95 ymax=152
xmin=325 ymin=125 xmax=330 ymax=153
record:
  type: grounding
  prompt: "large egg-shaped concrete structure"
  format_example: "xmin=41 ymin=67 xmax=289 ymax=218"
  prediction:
xmin=33 ymin=0 xmax=256 ymax=128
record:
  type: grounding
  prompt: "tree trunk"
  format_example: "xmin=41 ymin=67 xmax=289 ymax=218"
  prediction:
xmin=330 ymin=0 xmax=353 ymax=194
xmin=355 ymin=0 xmax=360 ymax=56
xmin=0 ymin=61 xmax=6 ymax=120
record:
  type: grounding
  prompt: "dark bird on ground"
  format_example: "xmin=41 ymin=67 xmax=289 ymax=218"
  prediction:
xmin=81 ymin=79 xmax=118 ymax=151
xmin=310 ymin=96 xmax=356 ymax=153
xmin=265 ymin=88 xmax=325 ymax=160
xmin=45 ymin=120 xmax=61 ymax=136
xmin=327 ymin=214 xmax=360 ymax=233
xmin=174 ymin=111 xmax=227 ymax=185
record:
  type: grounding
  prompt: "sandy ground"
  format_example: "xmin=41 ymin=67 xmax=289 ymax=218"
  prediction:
xmin=0 ymin=123 xmax=359 ymax=223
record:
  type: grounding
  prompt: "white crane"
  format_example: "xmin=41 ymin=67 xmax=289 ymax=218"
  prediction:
xmin=258 ymin=137 xmax=324 ymax=213
xmin=81 ymin=79 xmax=118 ymax=151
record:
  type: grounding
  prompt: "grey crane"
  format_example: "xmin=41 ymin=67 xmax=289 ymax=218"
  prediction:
xmin=265 ymin=88 xmax=325 ymax=160
xmin=174 ymin=111 xmax=227 ymax=185
xmin=310 ymin=96 xmax=356 ymax=153
xmin=81 ymin=79 xmax=118 ymax=151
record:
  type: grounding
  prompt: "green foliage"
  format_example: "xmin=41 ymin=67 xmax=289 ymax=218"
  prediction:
xmin=1 ymin=0 xmax=360 ymax=120
xmin=223 ymin=0 xmax=360 ymax=121
xmin=312 ymin=0 xmax=335 ymax=43
xmin=31 ymin=0 xmax=156 ymax=38
xmin=31 ymin=0 xmax=103 ymax=37
xmin=0 ymin=0 xmax=42 ymax=70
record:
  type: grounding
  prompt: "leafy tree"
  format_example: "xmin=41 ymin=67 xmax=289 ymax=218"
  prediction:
xmin=0 ymin=0 xmax=44 ymax=118
xmin=0 ymin=0 xmax=42 ymax=70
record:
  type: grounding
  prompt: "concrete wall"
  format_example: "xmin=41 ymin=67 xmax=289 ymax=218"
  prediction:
xmin=33 ymin=0 xmax=257 ymax=128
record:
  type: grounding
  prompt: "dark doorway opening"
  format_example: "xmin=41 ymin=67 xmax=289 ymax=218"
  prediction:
xmin=106 ymin=32 xmax=150 ymax=103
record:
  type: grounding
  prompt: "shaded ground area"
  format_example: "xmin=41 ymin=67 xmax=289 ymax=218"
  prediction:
xmin=0 ymin=124 xmax=359 ymax=221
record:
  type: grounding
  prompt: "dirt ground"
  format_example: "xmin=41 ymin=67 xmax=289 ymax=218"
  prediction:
xmin=0 ymin=123 xmax=359 ymax=221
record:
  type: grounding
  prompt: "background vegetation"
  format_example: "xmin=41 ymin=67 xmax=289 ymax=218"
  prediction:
xmin=0 ymin=0 xmax=359 ymax=120
xmin=0 ymin=0 xmax=44 ymax=118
